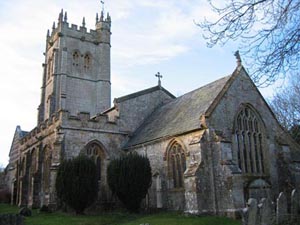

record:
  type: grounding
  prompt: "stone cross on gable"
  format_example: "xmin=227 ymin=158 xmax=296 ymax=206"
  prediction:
xmin=155 ymin=72 xmax=163 ymax=86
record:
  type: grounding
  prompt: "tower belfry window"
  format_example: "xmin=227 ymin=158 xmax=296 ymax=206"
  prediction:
xmin=47 ymin=57 xmax=53 ymax=80
xmin=84 ymin=54 xmax=91 ymax=70
xmin=72 ymin=51 xmax=79 ymax=67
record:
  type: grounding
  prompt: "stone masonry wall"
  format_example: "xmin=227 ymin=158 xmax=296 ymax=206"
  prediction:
xmin=207 ymin=69 xmax=300 ymax=216
xmin=134 ymin=130 xmax=214 ymax=212
xmin=117 ymin=88 xmax=174 ymax=133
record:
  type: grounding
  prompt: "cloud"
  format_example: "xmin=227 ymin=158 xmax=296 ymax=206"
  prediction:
xmin=0 ymin=0 xmax=242 ymax=167
xmin=111 ymin=1 xmax=212 ymax=68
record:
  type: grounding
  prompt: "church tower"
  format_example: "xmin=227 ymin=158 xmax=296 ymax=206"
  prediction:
xmin=38 ymin=9 xmax=111 ymax=123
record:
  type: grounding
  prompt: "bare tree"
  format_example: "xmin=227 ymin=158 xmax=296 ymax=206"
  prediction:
xmin=199 ymin=0 xmax=300 ymax=86
xmin=270 ymin=74 xmax=300 ymax=143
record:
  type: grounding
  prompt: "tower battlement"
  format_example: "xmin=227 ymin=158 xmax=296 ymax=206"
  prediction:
xmin=47 ymin=9 xmax=111 ymax=47
xmin=38 ymin=9 xmax=112 ymax=124
xmin=20 ymin=110 xmax=121 ymax=150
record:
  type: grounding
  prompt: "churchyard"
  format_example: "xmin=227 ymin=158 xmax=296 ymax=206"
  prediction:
xmin=0 ymin=203 xmax=240 ymax=225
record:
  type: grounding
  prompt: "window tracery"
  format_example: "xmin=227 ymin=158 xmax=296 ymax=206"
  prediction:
xmin=47 ymin=57 xmax=53 ymax=80
xmin=234 ymin=105 xmax=266 ymax=175
xmin=42 ymin=147 xmax=51 ymax=194
xmin=167 ymin=142 xmax=186 ymax=188
xmin=31 ymin=148 xmax=38 ymax=174
xmin=85 ymin=142 xmax=104 ymax=181
xmin=72 ymin=51 xmax=80 ymax=67
xmin=84 ymin=54 xmax=91 ymax=71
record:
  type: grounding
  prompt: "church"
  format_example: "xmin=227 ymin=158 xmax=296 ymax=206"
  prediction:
xmin=6 ymin=8 xmax=300 ymax=217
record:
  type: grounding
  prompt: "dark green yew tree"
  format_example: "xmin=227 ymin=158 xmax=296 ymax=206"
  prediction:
xmin=107 ymin=152 xmax=152 ymax=213
xmin=56 ymin=154 xmax=98 ymax=214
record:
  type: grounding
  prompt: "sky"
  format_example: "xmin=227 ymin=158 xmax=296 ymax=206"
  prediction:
xmin=0 ymin=0 xmax=280 ymax=166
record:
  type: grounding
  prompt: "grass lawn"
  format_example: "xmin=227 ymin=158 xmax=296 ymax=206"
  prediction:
xmin=0 ymin=204 xmax=241 ymax=225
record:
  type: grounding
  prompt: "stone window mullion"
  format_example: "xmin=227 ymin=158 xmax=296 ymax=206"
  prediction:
xmin=171 ymin=155 xmax=177 ymax=188
xmin=242 ymin=132 xmax=248 ymax=173
xmin=236 ymin=131 xmax=244 ymax=171
xmin=177 ymin=154 xmax=183 ymax=187
xmin=235 ymin=105 xmax=266 ymax=175
xmin=253 ymin=133 xmax=260 ymax=173
xmin=244 ymin=131 xmax=252 ymax=173
xmin=249 ymin=131 xmax=257 ymax=173
xmin=259 ymin=134 xmax=265 ymax=173
xmin=167 ymin=142 xmax=186 ymax=189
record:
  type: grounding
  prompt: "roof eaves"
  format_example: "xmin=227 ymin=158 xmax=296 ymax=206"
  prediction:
xmin=123 ymin=127 xmax=203 ymax=150
xmin=101 ymin=106 xmax=116 ymax=114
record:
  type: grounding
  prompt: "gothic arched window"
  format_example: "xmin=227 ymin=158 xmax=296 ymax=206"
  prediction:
xmin=234 ymin=105 xmax=266 ymax=175
xmin=42 ymin=147 xmax=51 ymax=194
xmin=31 ymin=148 xmax=38 ymax=174
xmin=47 ymin=57 xmax=53 ymax=80
xmin=84 ymin=53 xmax=91 ymax=71
xmin=20 ymin=158 xmax=25 ymax=177
xmin=167 ymin=142 xmax=186 ymax=188
xmin=72 ymin=51 xmax=80 ymax=67
xmin=85 ymin=142 xmax=105 ymax=181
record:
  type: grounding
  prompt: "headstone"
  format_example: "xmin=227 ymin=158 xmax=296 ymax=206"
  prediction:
xmin=16 ymin=214 xmax=24 ymax=225
xmin=242 ymin=207 xmax=248 ymax=225
xmin=258 ymin=198 xmax=273 ymax=225
xmin=276 ymin=192 xmax=287 ymax=224
xmin=291 ymin=189 xmax=298 ymax=221
xmin=0 ymin=214 xmax=24 ymax=225
xmin=242 ymin=198 xmax=258 ymax=225
xmin=19 ymin=207 xmax=32 ymax=217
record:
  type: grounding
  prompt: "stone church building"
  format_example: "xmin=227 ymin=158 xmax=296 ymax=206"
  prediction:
xmin=7 ymin=9 xmax=300 ymax=216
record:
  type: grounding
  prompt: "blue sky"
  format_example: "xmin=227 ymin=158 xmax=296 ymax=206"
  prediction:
xmin=0 ymin=0 xmax=280 ymax=166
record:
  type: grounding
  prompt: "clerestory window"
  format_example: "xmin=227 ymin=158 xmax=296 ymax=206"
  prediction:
xmin=234 ymin=105 xmax=266 ymax=175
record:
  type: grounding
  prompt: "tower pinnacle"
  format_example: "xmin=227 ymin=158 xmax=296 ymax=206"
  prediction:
xmin=82 ymin=17 xmax=86 ymax=27
xmin=64 ymin=11 xmax=68 ymax=22
xmin=101 ymin=1 xmax=105 ymax=13
xmin=58 ymin=9 xmax=63 ymax=23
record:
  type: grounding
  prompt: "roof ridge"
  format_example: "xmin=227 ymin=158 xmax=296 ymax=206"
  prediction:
xmin=124 ymin=73 xmax=234 ymax=149
xmin=114 ymin=85 xmax=175 ymax=103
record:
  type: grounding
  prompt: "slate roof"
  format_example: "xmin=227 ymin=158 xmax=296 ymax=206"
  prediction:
xmin=124 ymin=74 xmax=233 ymax=148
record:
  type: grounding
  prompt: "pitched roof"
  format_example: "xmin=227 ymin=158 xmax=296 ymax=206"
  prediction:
xmin=114 ymin=85 xmax=175 ymax=103
xmin=124 ymin=73 xmax=234 ymax=149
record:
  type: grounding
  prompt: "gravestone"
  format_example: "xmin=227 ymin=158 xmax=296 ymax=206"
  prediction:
xmin=0 ymin=214 xmax=24 ymax=225
xmin=19 ymin=207 xmax=32 ymax=217
xmin=291 ymin=189 xmax=298 ymax=222
xmin=276 ymin=192 xmax=287 ymax=224
xmin=258 ymin=198 xmax=273 ymax=225
xmin=243 ymin=198 xmax=258 ymax=225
